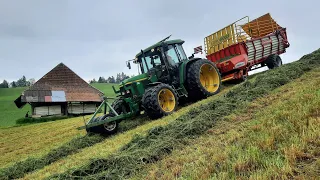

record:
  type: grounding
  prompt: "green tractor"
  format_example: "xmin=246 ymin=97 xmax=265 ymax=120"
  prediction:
xmin=80 ymin=36 xmax=221 ymax=134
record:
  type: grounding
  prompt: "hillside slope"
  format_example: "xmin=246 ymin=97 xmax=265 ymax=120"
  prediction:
xmin=46 ymin=49 xmax=320 ymax=179
xmin=132 ymin=68 xmax=320 ymax=179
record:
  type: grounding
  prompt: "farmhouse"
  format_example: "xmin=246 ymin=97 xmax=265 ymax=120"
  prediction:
xmin=14 ymin=63 xmax=104 ymax=117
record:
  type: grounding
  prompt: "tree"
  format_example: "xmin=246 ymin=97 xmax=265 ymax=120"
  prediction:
xmin=11 ymin=81 xmax=17 ymax=88
xmin=89 ymin=78 xmax=97 ymax=84
xmin=28 ymin=78 xmax=36 ymax=86
xmin=0 ymin=80 xmax=9 ymax=88
xmin=98 ymin=76 xmax=106 ymax=83
xmin=16 ymin=75 xmax=27 ymax=87
xmin=107 ymin=76 xmax=116 ymax=83
xmin=116 ymin=73 xmax=121 ymax=83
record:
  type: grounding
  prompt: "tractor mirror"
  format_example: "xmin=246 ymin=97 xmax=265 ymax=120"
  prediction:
xmin=127 ymin=62 xmax=131 ymax=69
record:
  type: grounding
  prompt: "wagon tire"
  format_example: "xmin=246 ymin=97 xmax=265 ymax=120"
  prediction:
xmin=266 ymin=54 xmax=282 ymax=69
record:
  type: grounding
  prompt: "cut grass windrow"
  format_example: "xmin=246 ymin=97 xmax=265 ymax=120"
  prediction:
xmin=49 ymin=50 xmax=320 ymax=179
xmin=0 ymin=115 xmax=151 ymax=179
xmin=0 ymin=88 xmax=230 ymax=180
xmin=23 ymin=88 xmax=230 ymax=179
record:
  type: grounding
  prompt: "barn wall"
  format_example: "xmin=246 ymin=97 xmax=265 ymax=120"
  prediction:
xmin=67 ymin=102 xmax=98 ymax=115
xmin=30 ymin=102 xmax=99 ymax=117
xmin=31 ymin=102 xmax=67 ymax=117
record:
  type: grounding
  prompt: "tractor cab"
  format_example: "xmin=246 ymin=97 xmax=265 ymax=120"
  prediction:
xmin=127 ymin=39 xmax=188 ymax=87
xmin=134 ymin=39 xmax=188 ymax=74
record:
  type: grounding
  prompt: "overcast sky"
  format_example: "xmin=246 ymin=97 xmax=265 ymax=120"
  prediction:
xmin=0 ymin=0 xmax=319 ymax=83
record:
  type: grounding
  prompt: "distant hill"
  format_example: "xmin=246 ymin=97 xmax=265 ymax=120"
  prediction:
xmin=90 ymin=83 xmax=118 ymax=98
xmin=0 ymin=87 xmax=30 ymax=127
xmin=0 ymin=83 xmax=118 ymax=127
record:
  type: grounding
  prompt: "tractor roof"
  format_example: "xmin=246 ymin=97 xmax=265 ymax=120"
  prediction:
xmin=135 ymin=39 xmax=185 ymax=57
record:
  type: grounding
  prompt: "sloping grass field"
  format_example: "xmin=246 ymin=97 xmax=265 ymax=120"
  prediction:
xmin=132 ymin=68 xmax=320 ymax=179
xmin=0 ymin=83 xmax=117 ymax=127
xmin=0 ymin=49 xmax=319 ymax=179
xmin=0 ymin=87 xmax=30 ymax=127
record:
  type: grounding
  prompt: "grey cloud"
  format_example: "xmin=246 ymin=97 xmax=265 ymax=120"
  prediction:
xmin=0 ymin=0 xmax=319 ymax=83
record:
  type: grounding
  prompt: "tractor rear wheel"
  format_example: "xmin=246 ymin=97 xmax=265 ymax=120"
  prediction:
xmin=142 ymin=83 xmax=178 ymax=119
xmin=266 ymin=54 xmax=282 ymax=69
xmin=86 ymin=114 xmax=118 ymax=135
xmin=186 ymin=59 xmax=221 ymax=100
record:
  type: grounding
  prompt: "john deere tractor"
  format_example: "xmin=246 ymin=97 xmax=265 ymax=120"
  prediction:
xmin=80 ymin=36 xmax=221 ymax=134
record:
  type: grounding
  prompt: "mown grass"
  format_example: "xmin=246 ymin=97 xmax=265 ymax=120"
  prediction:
xmin=46 ymin=50 xmax=320 ymax=179
xmin=15 ymin=116 xmax=70 ymax=125
xmin=0 ymin=115 xmax=149 ymax=179
xmin=0 ymin=84 xmax=230 ymax=179
xmin=131 ymin=68 xmax=320 ymax=179
xmin=0 ymin=116 xmax=87 ymax=169
xmin=22 ymin=87 xmax=230 ymax=179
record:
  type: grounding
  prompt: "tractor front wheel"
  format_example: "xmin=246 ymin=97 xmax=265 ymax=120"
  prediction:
xmin=186 ymin=59 xmax=221 ymax=100
xmin=142 ymin=83 xmax=178 ymax=119
xmin=86 ymin=114 xmax=118 ymax=135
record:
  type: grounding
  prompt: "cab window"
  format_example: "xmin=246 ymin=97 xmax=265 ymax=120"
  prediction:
xmin=165 ymin=45 xmax=180 ymax=66
xmin=175 ymin=44 xmax=187 ymax=61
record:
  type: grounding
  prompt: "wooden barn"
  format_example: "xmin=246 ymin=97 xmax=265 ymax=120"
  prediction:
xmin=14 ymin=63 xmax=104 ymax=117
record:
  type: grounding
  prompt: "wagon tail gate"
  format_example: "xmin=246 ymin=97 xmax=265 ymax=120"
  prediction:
xmin=242 ymin=13 xmax=282 ymax=39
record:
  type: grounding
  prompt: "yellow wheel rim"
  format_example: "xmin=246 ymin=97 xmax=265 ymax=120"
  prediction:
xmin=158 ymin=88 xmax=176 ymax=112
xmin=199 ymin=64 xmax=220 ymax=93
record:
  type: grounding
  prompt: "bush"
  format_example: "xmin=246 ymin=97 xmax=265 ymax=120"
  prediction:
xmin=16 ymin=116 xmax=69 ymax=125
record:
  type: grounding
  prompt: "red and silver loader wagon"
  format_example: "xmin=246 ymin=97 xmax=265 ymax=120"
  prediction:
xmin=201 ymin=13 xmax=290 ymax=82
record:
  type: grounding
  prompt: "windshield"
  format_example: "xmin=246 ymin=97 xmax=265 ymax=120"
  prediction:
xmin=139 ymin=52 xmax=162 ymax=73
xmin=137 ymin=43 xmax=188 ymax=74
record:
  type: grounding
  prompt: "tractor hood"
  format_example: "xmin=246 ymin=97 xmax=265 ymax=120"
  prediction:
xmin=120 ymin=73 xmax=149 ymax=86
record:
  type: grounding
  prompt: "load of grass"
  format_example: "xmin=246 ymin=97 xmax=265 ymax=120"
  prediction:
xmin=49 ymin=50 xmax=320 ymax=179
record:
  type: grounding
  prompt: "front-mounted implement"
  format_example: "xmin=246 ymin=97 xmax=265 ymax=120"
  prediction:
xmin=80 ymin=36 xmax=222 ymax=134
xmin=78 ymin=97 xmax=134 ymax=134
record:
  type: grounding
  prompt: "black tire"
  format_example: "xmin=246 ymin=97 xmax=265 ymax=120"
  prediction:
xmin=266 ymin=54 xmax=282 ymax=69
xmin=110 ymin=98 xmax=130 ymax=115
xmin=186 ymin=59 xmax=221 ymax=100
xmin=86 ymin=114 xmax=118 ymax=135
xmin=142 ymin=83 xmax=178 ymax=119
